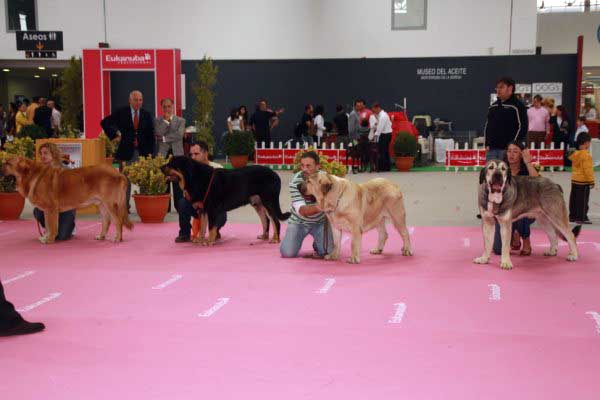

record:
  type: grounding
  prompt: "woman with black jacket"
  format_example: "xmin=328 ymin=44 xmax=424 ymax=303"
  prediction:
xmin=550 ymin=105 xmax=571 ymax=149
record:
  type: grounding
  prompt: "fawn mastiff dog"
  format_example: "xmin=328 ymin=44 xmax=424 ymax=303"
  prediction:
xmin=299 ymin=171 xmax=412 ymax=263
xmin=1 ymin=156 xmax=132 ymax=243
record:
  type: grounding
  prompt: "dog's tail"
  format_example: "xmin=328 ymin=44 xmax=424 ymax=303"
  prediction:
xmin=118 ymin=175 xmax=133 ymax=230
xmin=557 ymin=225 xmax=581 ymax=241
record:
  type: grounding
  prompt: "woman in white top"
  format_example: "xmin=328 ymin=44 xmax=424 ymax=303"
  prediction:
xmin=313 ymin=105 xmax=325 ymax=146
xmin=227 ymin=108 xmax=244 ymax=133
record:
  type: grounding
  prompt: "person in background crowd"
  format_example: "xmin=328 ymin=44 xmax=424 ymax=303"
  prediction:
xmin=280 ymin=151 xmax=333 ymax=259
xmin=3 ymin=103 xmax=17 ymax=147
xmin=348 ymin=100 xmax=361 ymax=141
xmin=47 ymin=99 xmax=62 ymax=135
xmin=249 ymin=99 xmax=284 ymax=145
xmin=26 ymin=96 xmax=39 ymax=123
xmin=371 ymin=102 xmax=393 ymax=172
xmin=582 ymin=102 xmax=598 ymax=121
xmin=175 ymin=141 xmax=226 ymax=243
xmin=155 ymin=98 xmax=185 ymax=157
xmin=551 ymin=105 xmax=571 ymax=149
xmin=526 ymin=94 xmax=550 ymax=149
xmin=32 ymin=142 xmax=76 ymax=242
xmin=15 ymin=101 xmax=31 ymax=134
xmin=313 ymin=105 xmax=325 ymax=147
xmin=492 ymin=141 xmax=539 ymax=256
xmin=569 ymin=132 xmax=594 ymax=224
xmin=227 ymin=108 xmax=244 ymax=133
xmin=0 ymin=279 xmax=45 ymax=337
xmin=34 ymin=97 xmax=53 ymax=137
xmin=296 ymin=104 xmax=314 ymax=145
xmin=574 ymin=116 xmax=589 ymax=144
xmin=101 ymin=90 xmax=155 ymax=210
xmin=239 ymin=105 xmax=249 ymax=129
xmin=333 ymin=104 xmax=349 ymax=144
xmin=0 ymin=104 xmax=5 ymax=145
xmin=484 ymin=76 xmax=528 ymax=161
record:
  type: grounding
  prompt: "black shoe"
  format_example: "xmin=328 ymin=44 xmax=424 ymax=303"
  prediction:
xmin=0 ymin=320 xmax=45 ymax=337
xmin=174 ymin=236 xmax=190 ymax=243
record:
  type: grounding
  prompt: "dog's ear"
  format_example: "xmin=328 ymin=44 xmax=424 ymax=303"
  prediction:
xmin=479 ymin=167 xmax=487 ymax=185
xmin=320 ymin=174 xmax=333 ymax=194
xmin=506 ymin=169 xmax=512 ymax=185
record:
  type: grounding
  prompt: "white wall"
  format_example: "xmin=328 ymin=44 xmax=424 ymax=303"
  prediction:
xmin=537 ymin=12 xmax=600 ymax=66
xmin=0 ymin=0 xmax=537 ymax=60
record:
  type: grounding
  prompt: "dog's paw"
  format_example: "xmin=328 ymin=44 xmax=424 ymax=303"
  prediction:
xmin=370 ymin=248 xmax=383 ymax=255
xmin=95 ymin=235 xmax=106 ymax=241
xmin=347 ymin=256 xmax=360 ymax=264
xmin=39 ymin=236 xmax=48 ymax=244
xmin=269 ymin=238 xmax=280 ymax=244
xmin=473 ymin=256 xmax=489 ymax=264
xmin=544 ymin=248 xmax=558 ymax=256
xmin=500 ymin=259 xmax=513 ymax=270
xmin=402 ymin=247 xmax=413 ymax=256
xmin=324 ymin=253 xmax=339 ymax=261
xmin=204 ymin=240 xmax=216 ymax=247
xmin=566 ymin=253 xmax=578 ymax=262
xmin=257 ymin=234 xmax=269 ymax=241
xmin=112 ymin=237 xmax=122 ymax=243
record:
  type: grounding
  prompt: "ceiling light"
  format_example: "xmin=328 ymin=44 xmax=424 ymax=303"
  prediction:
xmin=586 ymin=72 xmax=592 ymax=75
xmin=38 ymin=66 xmax=45 ymax=70
xmin=2 ymin=68 xmax=9 ymax=72
xmin=34 ymin=75 xmax=40 ymax=78
xmin=51 ymin=73 xmax=58 ymax=77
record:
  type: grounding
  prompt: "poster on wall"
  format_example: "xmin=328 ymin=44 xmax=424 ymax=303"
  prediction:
xmin=55 ymin=142 xmax=82 ymax=168
xmin=532 ymin=82 xmax=563 ymax=106
xmin=515 ymin=83 xmax=532 ymax=107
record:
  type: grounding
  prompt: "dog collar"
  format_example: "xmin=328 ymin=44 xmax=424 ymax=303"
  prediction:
xmin=326 ymin=185 xmax=347 ymax=214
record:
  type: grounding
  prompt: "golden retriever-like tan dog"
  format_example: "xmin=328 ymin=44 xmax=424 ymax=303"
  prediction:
xmin=299 ymin=171 xmax=412 ymax=263
xmin=1 ymin=156 xmax=132 ymax=243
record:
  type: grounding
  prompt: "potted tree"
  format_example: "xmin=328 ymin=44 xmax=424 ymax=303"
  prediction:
xmin=123 ymin=155 xmax=170 ymax=223
xmin=99 ymin=132 xmax=117 ymax=165
xmin=223 ymin=130 xmax=255 ymax=168
xmin=192 ymin=56 xmax=218 ymax=154
xmin=0 ymin=137 xmax=36 ymax=220
xmin=393 ymin=131 xmax=418 ymax=171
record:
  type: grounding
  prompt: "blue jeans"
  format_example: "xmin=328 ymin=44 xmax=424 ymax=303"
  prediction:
xmin=280 ymin=221 xmax=334 ymax=258
xmin=486 ymin=148 xmax=505 ymax=161
xmin=33 ymin=207 xmax=76 ymax=241
xmin=493 ymin=218 xmax=532 ymax=255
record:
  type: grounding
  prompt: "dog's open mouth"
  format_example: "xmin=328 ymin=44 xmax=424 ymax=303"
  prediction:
xmin=490 ymin=182 xmax=503 ymax=193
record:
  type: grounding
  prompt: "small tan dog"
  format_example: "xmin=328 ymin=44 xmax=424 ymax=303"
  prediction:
xmin=1 ymin=156 xmax=132 ymax=243
xmin=299 ymin=171 xmax=412 ymax=263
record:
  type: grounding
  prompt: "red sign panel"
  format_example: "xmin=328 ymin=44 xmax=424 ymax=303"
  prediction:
xmin=320 ymin=149 xmax=339 ymax=163
xmin=283 ymin=149 xmax=301 ymax=165
xmin=446 ymin=150 xmax=479 ymax=167
xmin=534 ymin=150 xmax=564 ymax=166
xmin=101 ymin=49 xmax=155 ymax=69
xmin=255 ymin=149 xmax=283 ymax=165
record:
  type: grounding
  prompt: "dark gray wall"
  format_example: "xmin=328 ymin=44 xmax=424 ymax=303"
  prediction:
xmin=182 ymin=54 xmax=577 ymax=144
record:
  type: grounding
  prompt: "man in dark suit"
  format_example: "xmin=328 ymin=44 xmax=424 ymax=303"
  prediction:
xmin=0 ymin=279 xmax=45 ymax=337
xmin=100 ymin=90 xmax=155 ymax=208
xmin=33 ymin=97 xmax=53 ymax=137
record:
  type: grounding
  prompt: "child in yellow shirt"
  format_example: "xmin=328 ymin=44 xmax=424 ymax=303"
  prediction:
xmin=568 ymin=132 xmax=595 ymax=224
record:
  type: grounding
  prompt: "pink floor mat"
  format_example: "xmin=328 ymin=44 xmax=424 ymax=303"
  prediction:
xmin=1 ymin=220 xmax=600 ymax=399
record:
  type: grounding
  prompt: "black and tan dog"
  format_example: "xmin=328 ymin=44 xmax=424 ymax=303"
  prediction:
xmin=162 ymin=156 xmax=290 ymax=245
xmin=474 ymin=159 xmax=581 ymax=269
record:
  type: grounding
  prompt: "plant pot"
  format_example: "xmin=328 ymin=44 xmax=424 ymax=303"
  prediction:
xmin=0 ymin=192 xmax=25 ymax=220
xmin=395 ymin=156 xmax=414 ymax=172
xmin=104 ymin=157 xmax=114 ymax=165
xmin=230 ymin=155 xmax=249 ymax=168
xmin=133 ymin=194 xmax=170 ymax=223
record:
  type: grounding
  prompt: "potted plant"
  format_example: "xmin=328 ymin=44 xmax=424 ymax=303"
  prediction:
xmin=0 ymin=137 xmax=36 ymax=220
xmin=123 ymin=155 xmax=170 ymax=223
xmin=99 ymin=132 xmax=117 ymax=165
xmin=223 ymin=130 xmax=255 ymax=168
xmin=18 ymin=124 xmax=47 ymax=140
xmin=393 ymin=131 xmax=418 ymax=171
xmin=293 ymin=147 xmax=348 ymax=177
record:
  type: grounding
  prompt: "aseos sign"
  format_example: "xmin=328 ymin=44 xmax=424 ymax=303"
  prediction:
xmin=101 ymin=50 xmax=155 ymax=69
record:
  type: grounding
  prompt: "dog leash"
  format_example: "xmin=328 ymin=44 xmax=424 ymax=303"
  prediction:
xmin=188 ymin=169 xmax=216 ymax=211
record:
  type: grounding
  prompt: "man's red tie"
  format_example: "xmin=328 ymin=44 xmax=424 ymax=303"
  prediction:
xmin=133 ymin=111 xmax=139 ymax=148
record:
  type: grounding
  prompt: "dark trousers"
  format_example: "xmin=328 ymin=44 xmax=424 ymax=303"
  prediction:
xmin=0 ymin=280 xmax=22 ymax=329
xmin=377 ymin=134 xmax=391 ymax=171
xmin=167 ymin=181 xmax=183 ymax=213
xmin=569 ymin=183 xmax=591 ymax=222
xmin=33 ymin=208 xmax=76 ymax=240
xmin=493 ymin=218 xmax=532 ymax=255
xmin=177 ymin=198 xmax=227 ymax=238
xmin=526 ymin=131 xmax=546 ymax=148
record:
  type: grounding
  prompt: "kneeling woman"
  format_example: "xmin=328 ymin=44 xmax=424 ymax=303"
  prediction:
xmin=493 ymin=141 xmax=539 ymax=256
xmin=33 ymin=143 xmax=76 ymax=241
